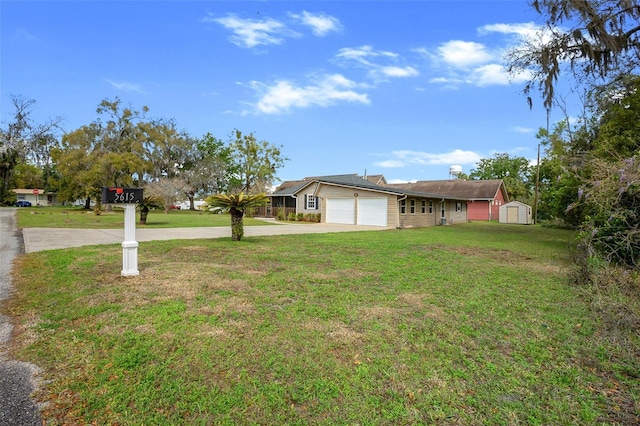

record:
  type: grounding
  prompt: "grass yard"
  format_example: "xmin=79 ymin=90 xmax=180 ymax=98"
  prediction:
xmin=6 ymin=223 xmax=639 ymax=424
xmin=14 ymin=206 xmax=273 ymax=229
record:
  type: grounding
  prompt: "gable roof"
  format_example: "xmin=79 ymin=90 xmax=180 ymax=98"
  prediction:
xmin=364 ymin=174 xmax=386 ymax=185
xmin=385 ymin=179 xmax=508 ymax=201
xmin=296 ymin=174 xmax=406 ymax=196
xmin=271 ymin=174 xmax=507 ymax=202
xmin=271 ymin=180 xmax=306 ymax=196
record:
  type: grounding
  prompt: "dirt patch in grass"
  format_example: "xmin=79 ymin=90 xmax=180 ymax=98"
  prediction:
xmin=397 ymin=293 xmax=448 ymax=321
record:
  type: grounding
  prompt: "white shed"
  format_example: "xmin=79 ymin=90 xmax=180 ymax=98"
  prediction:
xmin=499 ymin=201 xmax=532 ymax=224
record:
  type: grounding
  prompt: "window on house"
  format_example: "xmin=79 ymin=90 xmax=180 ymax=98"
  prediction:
xmin=421 ymin=200 xmax=426 ymax=214
xmin=305 ymin=194 xmax=317 ymax=210
xmin=456 ymin=202 xmax=462 ymax=212
xmin=410 ymin=199 xmax=415 ymax=214
xmin=429 ymin=201 xmax=433 ymax=214
xmin=400 ymin=199 xmax=406 ymax=214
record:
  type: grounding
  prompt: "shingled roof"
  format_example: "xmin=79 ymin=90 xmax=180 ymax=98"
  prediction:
xmin=385 ymin=179 xmax=508 ymax=201
xmin=272 ymin=174 xmax=507 ymax=202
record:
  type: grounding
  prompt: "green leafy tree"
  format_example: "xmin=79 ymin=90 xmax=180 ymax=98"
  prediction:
xmin=227 ymin=130 xmax=287 ymax=194
xmin=592 ymin=77 xmax=640 ymax=160
xmin=0 ymin=95 xmax=60 ymax=204
xmin=535 ymin=122 xmax=587 ymax=225
xmin=52 ymin=98 xmax=163 ymax=206
xmin=205 ymin=192 xmax=267 ymax=241
xmin=179 ymin=133 xmax=234 ymax=210
xmin=469 ymin=153 xmax=533 ymax=201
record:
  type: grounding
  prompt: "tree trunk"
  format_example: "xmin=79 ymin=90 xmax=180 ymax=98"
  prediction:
xmin=230 ymin=207 xmax=244 ymax=241
xmin=140 ymin=208 xmax=149 ymax=224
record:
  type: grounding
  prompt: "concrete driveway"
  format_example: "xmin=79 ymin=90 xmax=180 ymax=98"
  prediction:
xmin=22 ymin=221 xmax=389 ymax=253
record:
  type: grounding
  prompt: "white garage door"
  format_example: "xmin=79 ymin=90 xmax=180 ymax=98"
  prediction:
xmin=357 ymin=197 xmax=388 ymax=226
xmin=326 ymin=198 xmax=355 ymax=224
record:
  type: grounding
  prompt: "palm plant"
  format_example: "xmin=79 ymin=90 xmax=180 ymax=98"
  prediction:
xmin=137 ymin=196 xmax=163 ymax=224
xmin=205 ymin=192 xmax=266 ymax=241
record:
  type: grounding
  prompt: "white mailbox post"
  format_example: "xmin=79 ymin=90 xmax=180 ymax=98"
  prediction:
xmin=102 ymin=187 xmax=143 ymax=277
xmin=121 ymin=203 xmax=139 ymax=276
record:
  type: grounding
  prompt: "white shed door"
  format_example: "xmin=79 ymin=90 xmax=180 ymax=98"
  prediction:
xmin=357 ymin=198 xmax=388 ymax=226
xmin=326 ymin=198 xmax=355 ymax=224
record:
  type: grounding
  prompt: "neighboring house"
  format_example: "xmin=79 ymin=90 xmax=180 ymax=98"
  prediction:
xmin=12 ymin=189 xmax=58 ymax=206
xmin=268 ymin=174 xmax=469 ymax=228
xmin=386 ymin=179 xmax=509 ymax=221
xmin=499 ymin=201 xmax=533 ymax=224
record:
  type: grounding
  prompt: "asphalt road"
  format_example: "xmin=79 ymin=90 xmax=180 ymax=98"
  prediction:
xmin=0 ymin=209 xmax=42 ymax=425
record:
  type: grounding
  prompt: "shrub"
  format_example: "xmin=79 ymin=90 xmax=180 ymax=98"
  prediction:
xmin=574 ymin=156 xmax=640 ymax=270
xmin=304 ymin=213 xmax=321 ymax=223
xmin=296 ymin=213 xmax=304 ymax=221
xmin=287 ymin=212 xmax=296 ymax=221
xmin=276 ymin=209 xmax=285 ymax=221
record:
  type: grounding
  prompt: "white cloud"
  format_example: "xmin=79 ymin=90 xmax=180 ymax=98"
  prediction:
xmin=104 ymin=79 xmax=145 ymax=94
xmin=290 ymin=11 xmax=342 ymax=36
xmin=375 ymin=149 xmax=482 ymax=168
xmin=337 ymin=45 xmax=399 ymax=61
xmin=336 ymin=45 xmax=418 ymax=82
xmin=247 ymin=74 xmax=370 ymax=114
xmin=427 ymin=25 xmax=536 ymax=89
xmin=438 ymin=40 xmax=494 ymax=68
xmin=470 ymin=63 xmax=513 ymax=86
xmin=479 ymin=22 xmax=541 ymax=39
xmin=380 ymin=66 xmax=419 ymax=78
xmin=205 ymin=13 xmax=300 ymax=48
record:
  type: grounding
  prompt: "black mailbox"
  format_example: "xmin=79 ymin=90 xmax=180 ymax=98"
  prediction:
xmin=102 ymin=187 xmax=143 ymax=204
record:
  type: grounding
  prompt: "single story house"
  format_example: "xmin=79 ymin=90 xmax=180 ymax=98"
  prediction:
xmin=268 ymin=174 xmax=471 ymax=228
xmin=12 ymin=189 xmax=58 ymax=206
xmin=499 ymin=201 xmax=533 ymax=224
xmin=385 ymin=179 xmax=509 ymax=221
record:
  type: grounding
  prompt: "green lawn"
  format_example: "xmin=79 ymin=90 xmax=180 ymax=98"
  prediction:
xmin=13 ymin=206 xmax=273 ymax=228
xmin=6 ymin=223 xmax=639 ymax=424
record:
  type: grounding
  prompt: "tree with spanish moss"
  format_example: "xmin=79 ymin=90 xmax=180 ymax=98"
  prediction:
xmin=508 ymin=0 xmax=640 ymax=109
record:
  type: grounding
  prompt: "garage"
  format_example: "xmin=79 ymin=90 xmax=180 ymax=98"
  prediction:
xmin=325 ymin=198 xmax=355 ymax=224
xmin=357 ymin=197 xmax=388 ymax=226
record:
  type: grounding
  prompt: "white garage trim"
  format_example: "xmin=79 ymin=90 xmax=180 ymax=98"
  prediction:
xmin=326 ymin=198 xmax=355 ymax=224
xmin=357 ymin=197 xmax=388 ymax=226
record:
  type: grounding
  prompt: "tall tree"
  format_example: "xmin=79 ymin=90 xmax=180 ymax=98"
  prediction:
xmin=535 ymin=122 xmax=586 ymax=225
xmin=140 ymin=118 xmax=192 ymax=182
xmin=508 ymin=0 xmax=640 ymax=109
xmin=469 ymin=153 xmax=533 ymax=201
xmin=227 ymin=130 xmax=287 ymax=194
xmin=0 ymin=95 xmax=61 ymax=204
xmin=179 ymin=133 xmax=234 ymax=209
xmin=52 ymin=98 xmax=160 ymax=206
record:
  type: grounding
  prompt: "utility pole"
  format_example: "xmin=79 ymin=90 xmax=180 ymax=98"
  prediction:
xmin=534 ymin=142 xmax=540 ymax=224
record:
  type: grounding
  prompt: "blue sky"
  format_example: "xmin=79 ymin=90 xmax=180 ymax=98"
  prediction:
xmin=2 ymin=1 xmax=563 ymax=184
